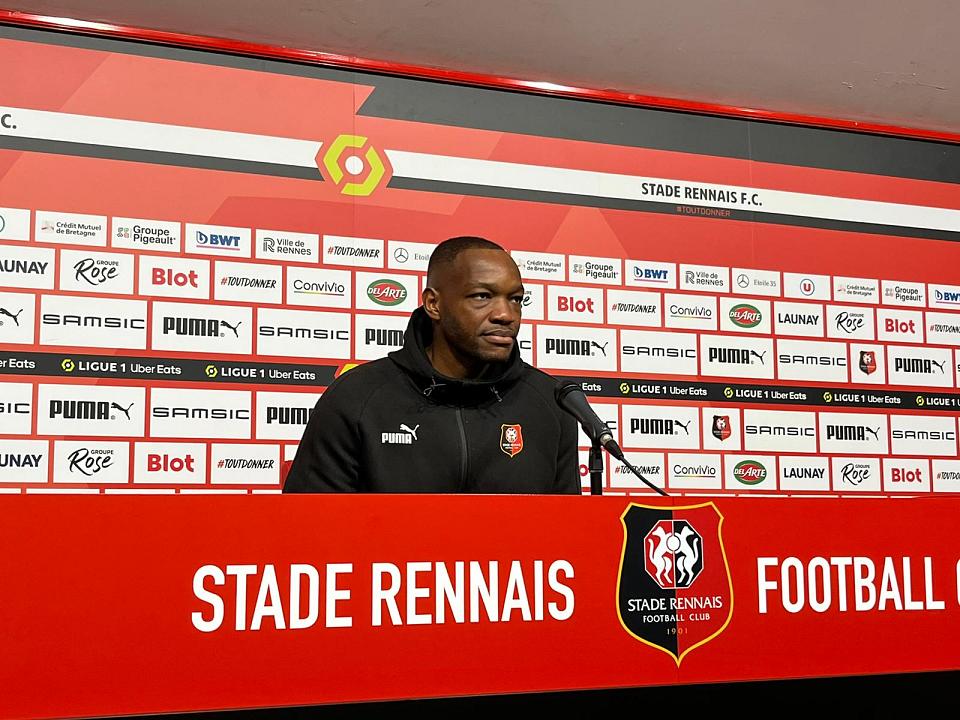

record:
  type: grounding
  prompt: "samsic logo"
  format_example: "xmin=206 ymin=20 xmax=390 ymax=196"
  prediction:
xmin=258 ymin=325 xmax=349 ymax=341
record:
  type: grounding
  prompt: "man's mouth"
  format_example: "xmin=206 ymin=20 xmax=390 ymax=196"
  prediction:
xmin=482 ymin=331 xmax=515 ymax=346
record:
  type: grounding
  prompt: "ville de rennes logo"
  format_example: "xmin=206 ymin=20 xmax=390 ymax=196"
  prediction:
xmin=616 ymin=502 xmax=733 ymax=665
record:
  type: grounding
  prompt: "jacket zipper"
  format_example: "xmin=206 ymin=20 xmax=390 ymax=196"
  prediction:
xmin=455 ymin=407 xmax=469 ymax=491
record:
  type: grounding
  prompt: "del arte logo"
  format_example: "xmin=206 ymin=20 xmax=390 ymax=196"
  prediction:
xmin=733 ymin=460 xmax=767 ymax=485
xmin=367 ymin=279 xmax=407 ymax=306
xmin=729 ymin=303 xmax=762 ymax=328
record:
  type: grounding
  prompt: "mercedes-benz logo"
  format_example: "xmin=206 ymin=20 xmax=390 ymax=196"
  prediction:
xmin=393 ymin=247 xmax=409 ymax=263
xmin=737 ymin=273 xmax=749 ymax=288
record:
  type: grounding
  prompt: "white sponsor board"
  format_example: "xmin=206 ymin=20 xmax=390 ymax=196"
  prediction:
xmin=355 ymin=313 xmax=408 ymax=360
xmin=732 ymin=268 xmax=781 ymax=297
xmin=40 ymin=294 xmax=147 ymax=349
xmin=151 ymin=301 xmax=252 ymax=355
xmin=932 ymin=460 xmax=960 ymax=493
xmin=701 ymin=407 xmax=741 ymax=451
xmin=511 ymin=250 xmax=565 ymax=280
xmin=833 ymin=276 xmax=878 ymax=304
xmin=548 ymin=284 xmax=605 ymax=324
xmin=776 ymin=338 xmax=848 ymax=383
xmin=818 ymin=412 xmax=889 ymax=455
xmin=881 ymin=279 xmax=925 ymax=307
xmin=575 ymin=401 xmax=619 ymax=448
xmin=256 ymin=229 xmax=318 ymax=263
xmin=387 ymin=240 xmax=435 ymax=272
xmin=0 ymin=244 xmax=55 ymax=289
xmin=778 ymin=456 xmax=830 ymax=492
xmin=783 ymin=273 xmax=830 ymax=301
xmin=0 ymin=439 xmax=49 ymax=483
xmin=882 ymin=458 xmax=931 ymax=493
xmin=679 ymin=264 xmax=729 ymax=293
xmin=0 ymin=207 xmax=31 ymax=241
xmin=699 ymin=335 xmax=774 ymax=379
xmin=724 ymin=455 xmax=777 ymax=491
xmin=150 ymin=388 xmax=251 ymax=440
xmin=568 ymin=255 xmax=621 ymax=285
xmin=610 ymin=452 xmax=665 ymax=490
xmin=257 ymin=308 xmax=351 ymax=359
xmin=53 ymin=441 xmax=129 ymax=484
xmin=112 ymin=216 xmax=181 ymax=252
xmin=620 ymin=329 xmax=697 ymax=376
xmin=929 ymin=284 xmax=960 ymax=311
xmin=37 ymin=384 xmax=145 ymax=437
xmin=826 ymin=305 xmax=874 ymax=340
xmin=624 ymin=259 xmax=675 ymax=289
xmin=849 ymin=343 xmax=886 ymax=385
xmin=664 ymin=293 xmax=716 ymax=331
xmin=536 ymin=324 xmax=617 ymax=371
xmin=0 ymin=290 xmax=35 ymax=344
xmin=886 ymin=344 xmax=953 ymax=388
xmin=256 ymin=391 xmax=322 ymax=441
xmin=59 ymin=248 xmax=134 ymax=295
xmin=323 ymin=235 xmax=384 ymax=268
xmin=876 ymin=308 xmax=924 ymax=343
xmin=889 ymin=414 xmax=957 ymax=456
xmin=621 ymin=404 xmax=699 ymax=450
xmin=743 ymin=409 xmax=817 ymax=453
xmin=667 ymin=453 xmax=722 ymax=490
xmin=719 ymin=297 xmax=771 ymax=334
xmin=831 ymin=456 xmax=881 ymax=492
xmin=185 ymin=222 xmax=251 ymax=258
xmin=210 ymin=443 xmax=280 ymax=485
xmin=35 ymin=210 xmax=107 ymax=246
xmin=134 ymin=442 xmax=207 ymax=484
xmin=354 ymin=272 xmax=419 ymax=313
xmin=138 ymin=256 xmax=210 ymax=300
xmin=214 ymin=260 xmax=282 ymax=304
xmin=286 ymin=266 xmax=351 ymax=309
xmin=520 ymin=283 xmax=544 ymax=321
xmin=0 ymin=382 xmax=32 ymax=434
xmin=926 ymin=311 xmax=960 ymax=347
xmin=606 ymin=288 xmax=661 ymax=327
xmin=774 ymin=301 xmax=824 ymax=338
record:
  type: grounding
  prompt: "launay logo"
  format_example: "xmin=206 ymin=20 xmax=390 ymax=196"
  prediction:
xmin=617 ymin=502 xmax=733 ymax=665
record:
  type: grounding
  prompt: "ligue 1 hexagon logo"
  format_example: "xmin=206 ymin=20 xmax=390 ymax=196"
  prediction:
xmin=617 ymin=502 xmax=733 ymax=665
xmin=319 ymin=134 xmax=390 ymax=196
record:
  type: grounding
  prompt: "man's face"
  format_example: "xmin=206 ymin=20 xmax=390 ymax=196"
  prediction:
xmin=429 ymin=249 xmax=524 ymax=365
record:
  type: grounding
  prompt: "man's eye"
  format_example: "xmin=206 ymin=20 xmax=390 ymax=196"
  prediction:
xmin=511 ymin=296 xmax=524 ymax=304
xmin=472 ymin=293 xmax=491 ymax=299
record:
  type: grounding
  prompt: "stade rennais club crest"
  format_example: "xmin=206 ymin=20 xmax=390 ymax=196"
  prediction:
xmin=616 ymin=502 xmax=733 ymax=664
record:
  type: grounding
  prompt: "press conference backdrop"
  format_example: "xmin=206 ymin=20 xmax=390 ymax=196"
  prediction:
xmin=1 ymin=25 xmax=960 ymax=496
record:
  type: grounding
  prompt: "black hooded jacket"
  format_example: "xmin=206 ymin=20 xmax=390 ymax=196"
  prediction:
xmin=283 ymin=307 xmax=580 ymax=494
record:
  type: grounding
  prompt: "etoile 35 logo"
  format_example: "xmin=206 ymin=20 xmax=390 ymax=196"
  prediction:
xmin=320 ymin=134 xmax=391 ymax=196
xmin=617 ymin=502 xmax=732 ymax=665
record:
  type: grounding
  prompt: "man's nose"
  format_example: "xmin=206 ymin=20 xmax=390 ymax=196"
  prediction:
xmin=489 ymin=297 xmax=519 ymax=323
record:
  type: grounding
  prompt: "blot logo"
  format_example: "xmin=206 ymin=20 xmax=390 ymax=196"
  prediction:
xmin=320 ymin=134 xmax=390 ymax=196
xmin=617 ymin=503 xmax=732 ymax=665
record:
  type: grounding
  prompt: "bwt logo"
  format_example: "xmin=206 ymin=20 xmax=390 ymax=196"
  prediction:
xmin=196 ymin=231 xmax=240 ymax=248
xmin=634 ymin=266 xmax=669 ymax=282
xmin=545 ymin=338 xmax=608 ymax=356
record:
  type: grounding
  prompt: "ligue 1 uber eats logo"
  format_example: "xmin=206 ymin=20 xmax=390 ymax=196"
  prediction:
xmin=617 ymin=502 xmax=732 ymax=664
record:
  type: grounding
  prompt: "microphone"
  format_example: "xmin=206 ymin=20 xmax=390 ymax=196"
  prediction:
xmin=554 ymin=381 xmax=624 ymax=460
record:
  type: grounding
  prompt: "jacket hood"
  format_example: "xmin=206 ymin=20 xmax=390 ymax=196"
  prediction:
xmin=388 ymin=306 xmax=525 ymax=404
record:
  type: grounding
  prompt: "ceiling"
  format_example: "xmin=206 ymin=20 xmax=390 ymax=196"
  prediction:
xmin=3 ymin=0 xmax=959 ymax=138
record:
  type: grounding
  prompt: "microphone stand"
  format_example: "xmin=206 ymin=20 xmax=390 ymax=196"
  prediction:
xmin=593 ymin=433 xmax=668 ymax=497
xmin=589 ymin=438 xmax=604 ymax=496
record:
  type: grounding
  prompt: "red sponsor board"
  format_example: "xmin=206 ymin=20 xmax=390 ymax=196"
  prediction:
xmin=0 ymin=495 xmax=959 ymax=718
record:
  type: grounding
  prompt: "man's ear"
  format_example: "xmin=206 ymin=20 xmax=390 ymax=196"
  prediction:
xmin=422 ymin=286 xmax=441 ymax=321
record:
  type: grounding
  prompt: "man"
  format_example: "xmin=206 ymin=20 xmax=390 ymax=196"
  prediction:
xmin=283 ymin=236 xmax=580 ymax=494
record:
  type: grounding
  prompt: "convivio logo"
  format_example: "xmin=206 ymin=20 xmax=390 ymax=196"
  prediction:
xmin=367 ymin=279 xmax=407 ymax=306
xmin=729 ymin=303 xmax=762 ymax=329
xmin=733 ymin=459 xmax=767 ymax=485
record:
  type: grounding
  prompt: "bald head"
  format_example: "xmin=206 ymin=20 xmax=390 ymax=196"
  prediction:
xmin=426 ymin=236 xmax=506 ymax=288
